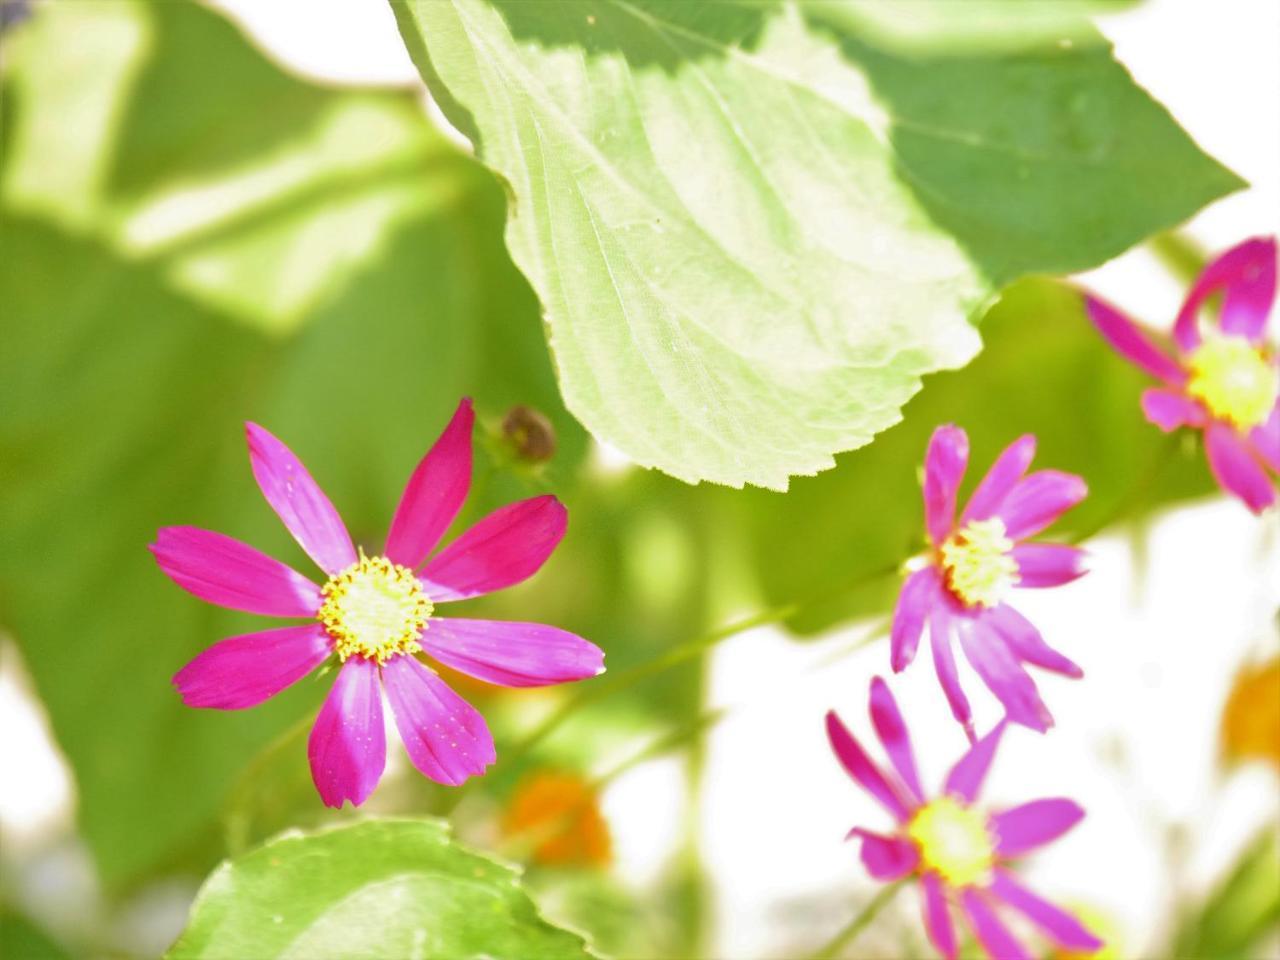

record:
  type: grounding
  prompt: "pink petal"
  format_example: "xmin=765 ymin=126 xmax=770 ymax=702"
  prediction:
xmin=825 ymin=711 xmax=911 ymax=822
xmin=420 ymin=495 xmax=566 ymax=602
xmin=384 ymin=398 xmax=474 ymax=569
xmin=961 ymin=435 xmax=1036 ymax=525
xmin=985 ymin=605 xmax=1082 ymax=679
xmin=943 ymin=719 xmax=1007 ymax=803
xmin=921 ymin=873 xmax=958 ymax=960
xmin=958 ymin=620 xmax=1053 ymax=733
xmin=929 ymin=607 xmax=974 ymax=741
xmin=961 ymin=889 xmax=1032 ymax=960
xmin=381 ymin=654 xmax=495 ymax=786
xmin=245 ymin=423 xmax=356 ymax=576
xmin=996 ymin=470 xmax=1088 ymax=540
xmin=1175 ymin=236 xmax=1277 ymax=349
xmin=1205 ymin=422 xmax=1277 ymax=513
xmin=869 ymin=676 xmax=925 ymax=804
xmin=173 ymin=624 xmax=331 ymax=709
xmin=1250 ymin=400 xmax=1280 ymax=472
xmin=1083 ymin=294 xmax=1185 ymax=384
xmin=307 ymin=657 xmax=386 ymax=808
xmin=924 ymin=425 xmax=970 ymax=545
xmin=1010 ymin=544 xmax=1088 ymax=588
xmin=150 ymin=526 xmax=321 ymax=616
xmin=891 ymin=568 xmax=939 ymax=673
xmin=849 ymin=828 xmax=920 ymax=880
xmin=991 ymin=798 xmax=1085 ymax=858
xmin=421 ymin=617 xmax=603 ymax=687
xmin=1141 ymin=388 xmax=1207 ymax=432
xmin=988 ymin=869 xmax=1103 ymax=952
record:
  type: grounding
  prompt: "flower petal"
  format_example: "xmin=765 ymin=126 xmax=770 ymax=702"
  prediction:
xmin=929 ymin=607 xmax=974 ymax=741
xmin=825 ymin=711 xmax=911 ymax=822
xmin=961 ymin=889 xmax=1032 ymax=960
xmin=988 ymin=868 xmax=1103 ymax=951
xmin=921 ymin=873 xmax=958 ymax=960
xmin=307 ymin=657 xmax=386 ymax=808
xmin=943 ymin=719 xmax=1007 ymax=803
xmin=869 ymin=676 xmax=925 ymax=804
xmin=384 ymin=398 xmax=474 ymax=569
xmin=996 ymin=470 xmax=1088 ymax=540
xmin=382 ymin=654 xmax=495 ymax=786
xmin=891 ymin=568 xmax=939 ymax=673
xmin=421 ymin=617 xmax=603 ymax=688
xmin=1083 ymin=294 xmax=1185 ymax=384
xmin=1011 ymin=544 xmax=1088 ymax=589
xmin=1205 ymin=422 xmax=1277 ymax=513
xmin=985 ymin=605 xmax=1082 ymax=678
xmin=924 ymin=425 xmax=969 ymax=545
xmin=961 ymin=435 xmax=1036 ymax=525
xmin=1175 ymin=236 xmax=1277 ymax=349
xmin=420 ymin=495 xmax=566 ymax=602
xmin=150 ymin=526 xmax=321 ymax=616
xmin=173 ymin=624 xmax=331 ymax=709
xmin=1141 ymin=388 xmax=1207 ymax=432
xmin=245 ymin=423 xmax=356 ymax=576
xmin=1249 ymin=400 xmax=1280 ymax=473
xmin=990 ymin=798 xmax=1085 ymax=858
xmin=958 ymin=620 xmax=1053 ymax=733
xmin=849 ymin=828 xmax=920 ymax=880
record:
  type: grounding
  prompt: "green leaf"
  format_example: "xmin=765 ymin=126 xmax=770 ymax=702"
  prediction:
xmin=0 ymin=0 xmax=576 ymax=887
xmin=0 ymin=908 xmax=72 ymax=960
xmin=167 ymin=819 xmax=594 ymax=960
xmin=392 ymin=0 xmax=1241 ymax=488
xmin=1174 ymin=829 xmax=1280 ymax=960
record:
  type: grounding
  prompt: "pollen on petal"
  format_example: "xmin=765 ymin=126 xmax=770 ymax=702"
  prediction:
xmin=1186 ymin=334 xmax=1278 ymax=430
xmin=907 ymin=796 xmax=996 ymax=888
xmin=938 ymin=518 xmax=1019 ymax=609
xmin=317 ymin=549 xmax=432 ymax=665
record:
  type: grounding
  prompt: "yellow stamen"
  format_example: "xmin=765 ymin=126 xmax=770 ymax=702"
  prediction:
xmin=317 ymin=549 xmax=432 ymax=664
xmin=907 ymin=796 xmax=995 ymax=888
xmin=1186 ymin=334 xmax=1277 ymax=430
xmin=939 ymin=518 xmax=1018 ymax=608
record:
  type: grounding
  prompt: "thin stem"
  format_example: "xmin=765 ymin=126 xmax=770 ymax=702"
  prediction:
xmin=1149 ymin=230 xmax=1208 ymax=284
xmin=807 ymin=879 xmax=909 ymax=960
xmin=1070 ymin=430 xmax=1182 ymax=545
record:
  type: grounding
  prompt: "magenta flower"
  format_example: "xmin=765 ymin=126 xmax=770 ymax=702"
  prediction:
xmin=892 ymin=426 xmax=1087 ymax=739
xmin=1084 ymin=236 xmax=1279 ymax=513
xmin=826 ymin=678 xmax=1102 ymax=960
xmin=151 ymin=399 xmax=604 ymax=807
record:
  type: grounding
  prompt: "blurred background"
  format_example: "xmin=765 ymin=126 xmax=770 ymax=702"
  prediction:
xmin=1 ymin=0 xmax=1277 ymax=958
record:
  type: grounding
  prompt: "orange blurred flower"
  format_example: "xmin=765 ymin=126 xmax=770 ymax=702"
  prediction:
xmin=1221 ymin=657 xmax=1280 ymax=769
xmin=502 ymin=772 xmax=611 ymax=868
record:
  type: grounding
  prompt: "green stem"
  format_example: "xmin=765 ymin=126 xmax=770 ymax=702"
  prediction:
xmin=1149 ymin=231 xmax=1208 ymax=284
xmin=807 ymin=879 xmax=908 ymax=960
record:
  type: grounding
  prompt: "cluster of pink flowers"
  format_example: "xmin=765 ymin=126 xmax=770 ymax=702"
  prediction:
xmin=153 ymin=237 xmax=1275 ymax=959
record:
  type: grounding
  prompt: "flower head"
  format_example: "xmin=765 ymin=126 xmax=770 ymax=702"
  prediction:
xmin=894 ymin=425 xmax=1088 ymax=738
xmin=826 ymin=678 xmax=1102 ymax=960
xmin=1084 ymin=236 xmax=1279 ymax=513
xmin=502 ymin=771 xmax=612 ymax=867
xmin=151 ymin=398 xmax=605 ymax=807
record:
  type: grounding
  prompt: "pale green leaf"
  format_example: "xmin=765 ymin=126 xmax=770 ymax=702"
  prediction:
xmin=167 ymin=819 xmax=594 ymax=960
xmin=392 ymin=0 xmax=1241 ymax=488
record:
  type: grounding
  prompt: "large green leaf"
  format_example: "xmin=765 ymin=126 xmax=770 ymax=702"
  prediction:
xmin=167 ymin=819 xmax=593 ymax=960
xmin=1174 ymin=829 xmax=1280 ymax=960
xmin=0 ymin=1 xmax=577 ymax=887
xmin=392 ymin=0 xmax=1241 ymax=488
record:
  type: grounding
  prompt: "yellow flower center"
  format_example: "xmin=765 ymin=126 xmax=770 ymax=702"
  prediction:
xmin=907 ymin=796 xmax=996 ymax=888
xmin=939 ymin=518 xmax=1018 ymax=608
xmin=1186 ymin=335 xmax=1277 ymax=430
xmin=317 ymin=549 xmax=432 ymax=664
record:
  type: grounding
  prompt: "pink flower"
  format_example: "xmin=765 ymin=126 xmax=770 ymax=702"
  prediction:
xmin=893 ymin=426 xmax=1088 ymax=739
xmin=826 ymin=678 xmax=1102 ymax=960
xmin=151 ymin=399 xmax=604 ymax=807
xmin=1084 ymin=236 xmax=1279 ymax=513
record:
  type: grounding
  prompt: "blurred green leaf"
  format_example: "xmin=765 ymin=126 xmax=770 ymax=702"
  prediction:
xmin=392 ymin=0 xmax=1240 ymax=488
xmin=0 ymin=0 xmax=579 ymax=888
xmin=0 ymin=908 xmax=71 ymax=960
xmin=167 ymin=818 xmax=593 ymax=960
xmin=1175 ymin=828 xmax=1280 ymax=960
